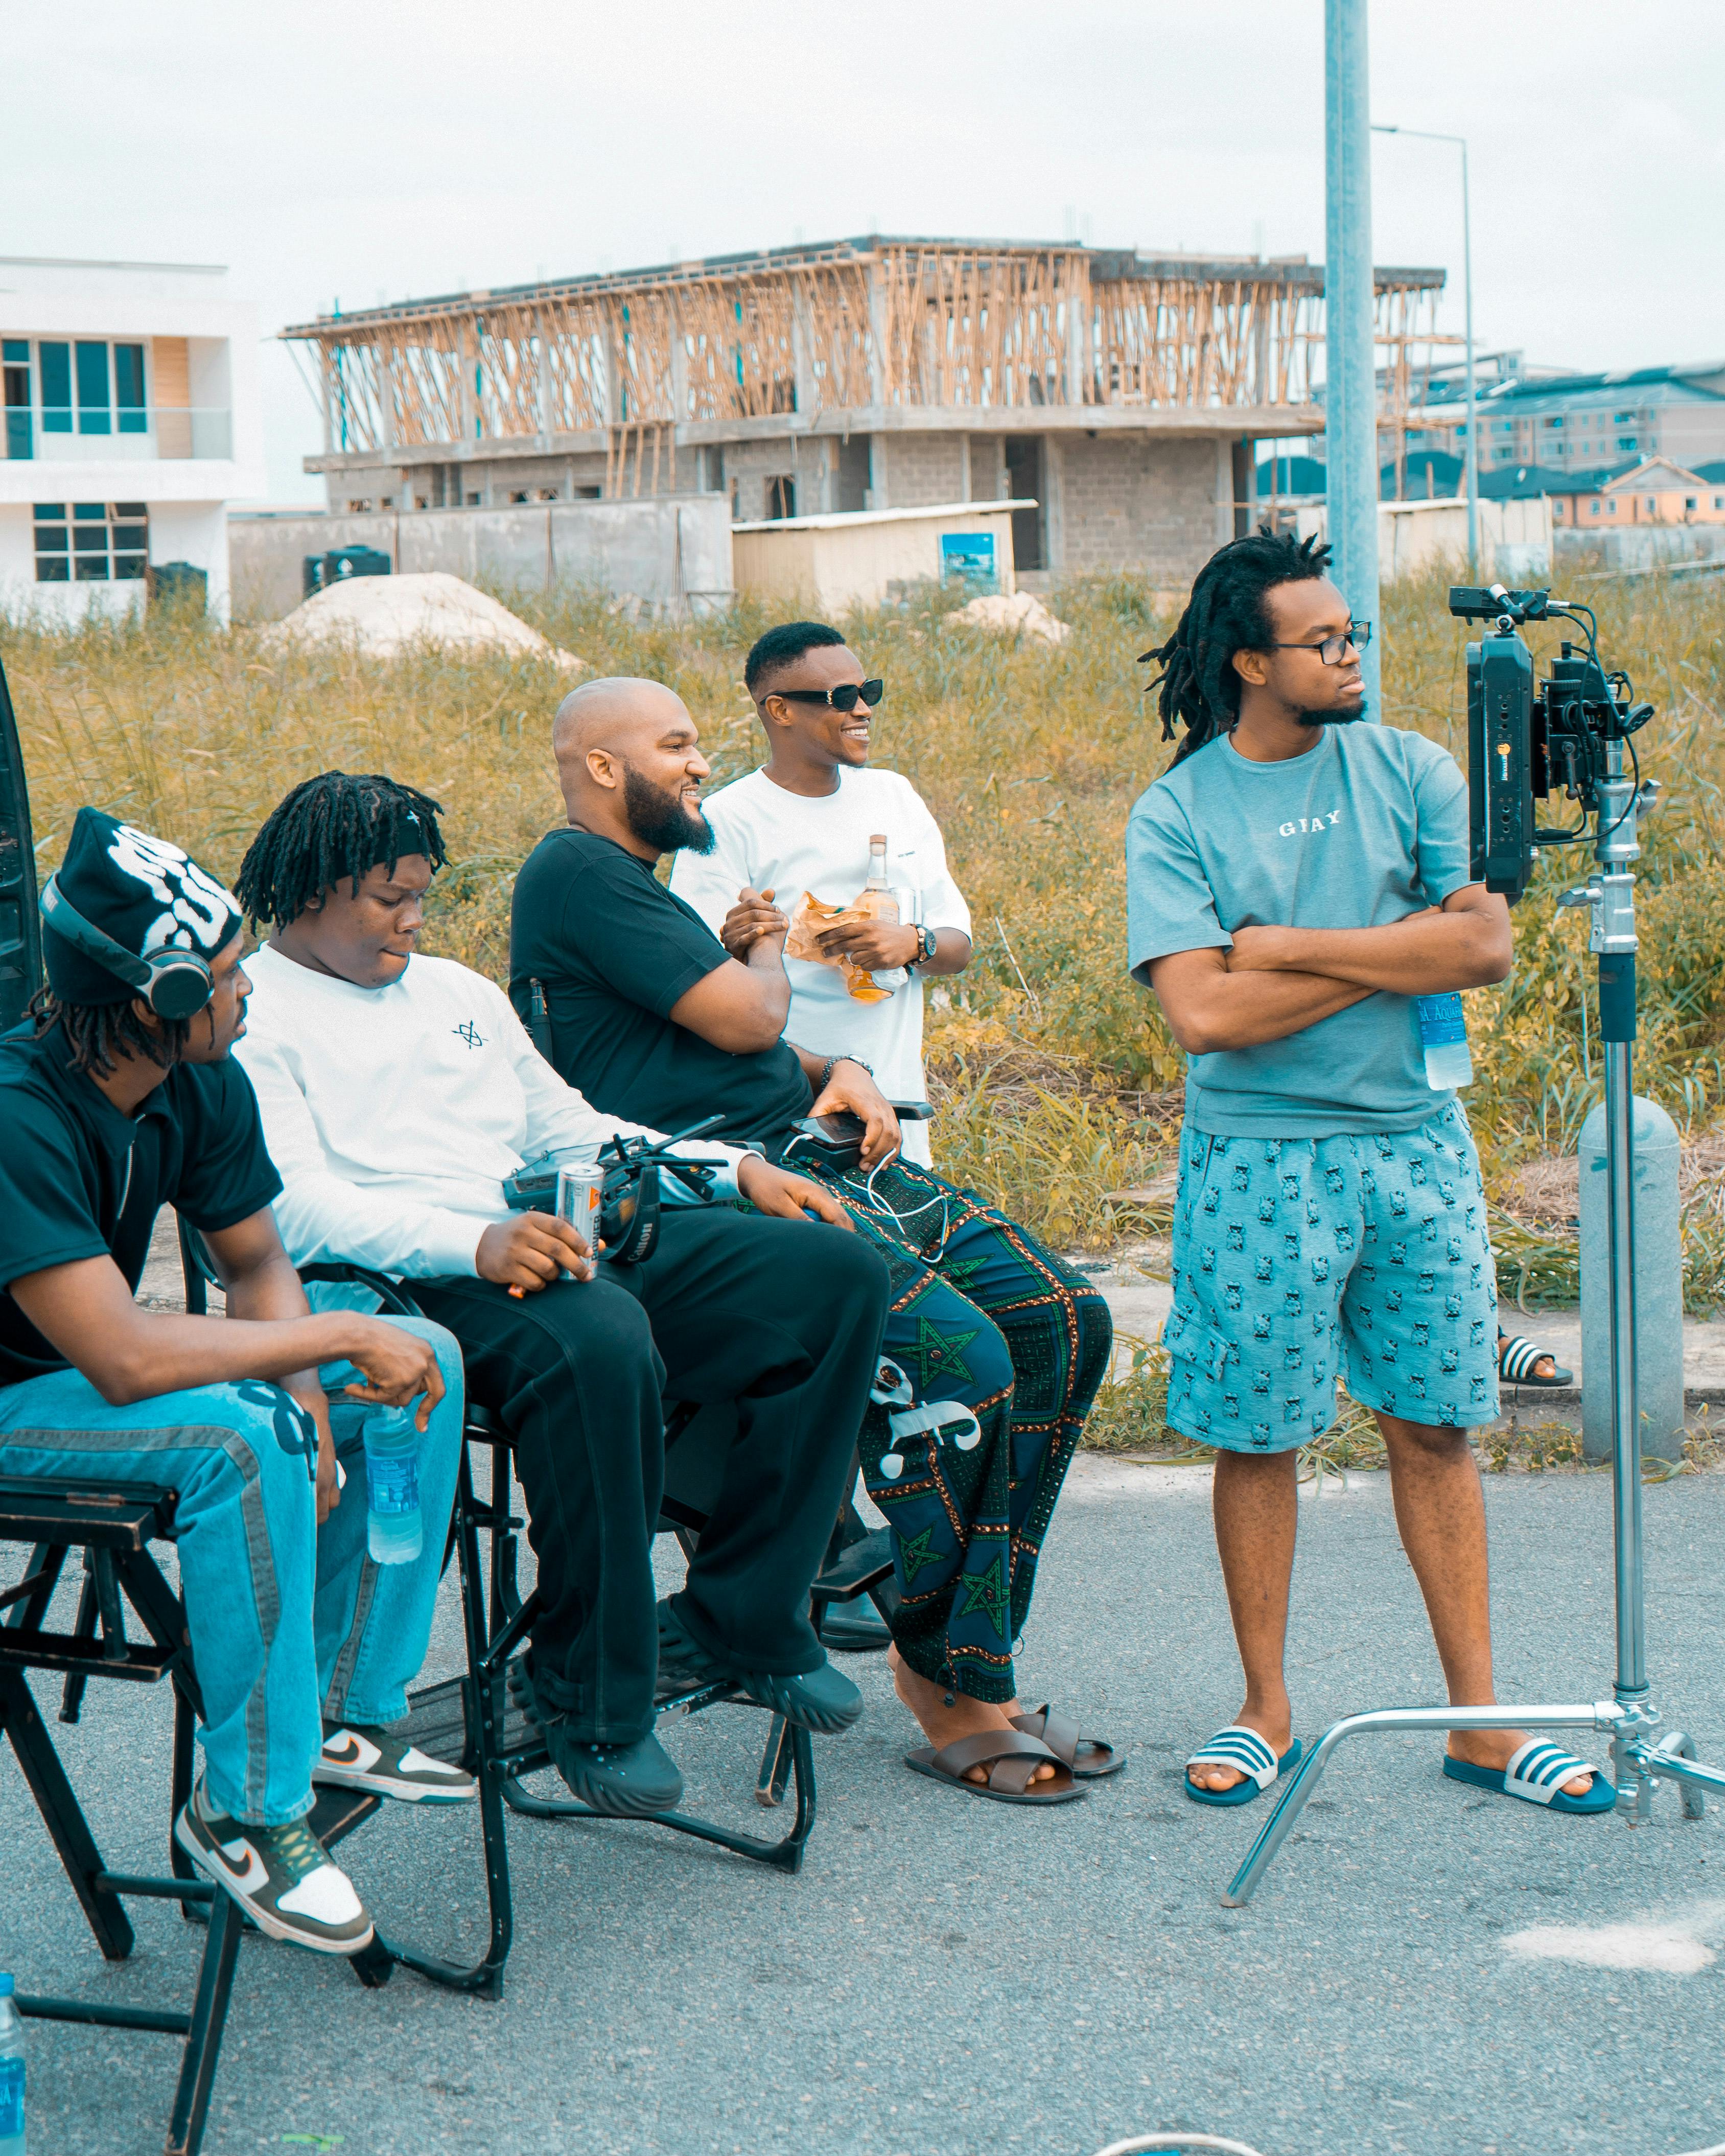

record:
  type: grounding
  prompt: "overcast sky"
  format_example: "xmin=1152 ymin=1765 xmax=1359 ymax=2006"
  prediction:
xmin=7 ymin=0 xmax=1722 ymax=501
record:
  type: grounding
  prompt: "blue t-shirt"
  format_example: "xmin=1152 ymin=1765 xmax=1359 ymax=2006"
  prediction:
xmin=1125 ymin=722 xmax=1472 ymax=1138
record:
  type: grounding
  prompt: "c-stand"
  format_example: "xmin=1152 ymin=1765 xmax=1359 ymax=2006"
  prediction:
xmin=1222 ymin=585 xmax=1725 ymax=1907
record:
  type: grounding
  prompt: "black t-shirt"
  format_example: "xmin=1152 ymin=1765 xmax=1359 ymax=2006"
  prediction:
xmin=509 ymin=827 xmax=812 ymax=1143
xmin=0 ymin=1022 xmax=283 ymax=1390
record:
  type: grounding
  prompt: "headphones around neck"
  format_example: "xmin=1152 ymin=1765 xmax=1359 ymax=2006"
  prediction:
xmin=40 ymin=878 xmax=216 ymax=1021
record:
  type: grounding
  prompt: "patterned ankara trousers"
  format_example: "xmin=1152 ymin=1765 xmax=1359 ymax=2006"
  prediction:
xmin=800 ymin=1155 xmax=1113 ymax=1702
xmin=1164 ymin=1102 xmax=1501 ymax=1453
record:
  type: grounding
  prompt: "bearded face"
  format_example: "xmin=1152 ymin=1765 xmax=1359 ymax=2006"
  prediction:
xmin=620 ymin=763 xmax=715 ymax=855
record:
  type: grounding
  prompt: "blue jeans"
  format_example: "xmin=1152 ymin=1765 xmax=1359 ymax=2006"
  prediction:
xmin=0 ymin=1316 xmax=464 ymax=1826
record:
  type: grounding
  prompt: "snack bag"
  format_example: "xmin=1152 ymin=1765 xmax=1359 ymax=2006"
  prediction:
xmin=785 ymin=890 xmax=894 ymax=1003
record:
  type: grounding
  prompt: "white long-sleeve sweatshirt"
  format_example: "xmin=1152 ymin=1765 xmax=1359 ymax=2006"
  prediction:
xmin=235 ymin=943 xmax=754 ymax=1279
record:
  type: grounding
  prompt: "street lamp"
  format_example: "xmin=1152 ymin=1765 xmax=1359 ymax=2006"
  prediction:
xmin=1372 ymin=123 xmax=1477 ymax=578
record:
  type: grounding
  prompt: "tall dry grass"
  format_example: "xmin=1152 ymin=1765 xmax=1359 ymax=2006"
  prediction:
xmin=8 ymin=563 xmax=1725 ymax=1278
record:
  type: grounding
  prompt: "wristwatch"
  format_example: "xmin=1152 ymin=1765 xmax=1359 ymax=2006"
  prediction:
xmin=909 ymin=924 xmax=938 ymax=969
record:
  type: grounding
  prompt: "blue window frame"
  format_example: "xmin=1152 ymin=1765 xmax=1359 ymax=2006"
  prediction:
xmin=76 ymin=341 xmax=111 ymax=435
xmin=39 ymin=342 xmax=72 ymax=433
xmin=33 ymin=504 xmax=69 ymax=580
xmin=114 ymin=343 xmax=147 ymax=434
xmin=3 ymin=340 xmax=29 ymax=460
xmin=33 ymin=502 xmax=148 ymax=584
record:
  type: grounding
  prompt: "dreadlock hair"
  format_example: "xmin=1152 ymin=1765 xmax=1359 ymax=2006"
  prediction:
xmin=1143 ymin=527 xmax=1334 ymax=768
xmin=30 ymin=983 xmax=191 ymax=1081
xmin=236 ymin=771 xmax=449 ymax=930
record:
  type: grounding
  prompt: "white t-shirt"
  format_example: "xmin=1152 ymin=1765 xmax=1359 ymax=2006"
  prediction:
xmin=235 ymin=943 xmax=749 ymax=1279
xmin=670 ymin=766 xmax=971 ymax=1167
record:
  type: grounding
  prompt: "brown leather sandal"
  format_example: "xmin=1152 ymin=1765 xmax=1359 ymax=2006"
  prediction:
xmin=1009 ymin=1703 xmax=1124 ymax=1779
xmin=904 ymin=1729 xmax=1085 ymax=1805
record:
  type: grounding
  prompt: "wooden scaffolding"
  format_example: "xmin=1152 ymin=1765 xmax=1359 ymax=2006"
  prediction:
xmin=282 ymin=236 xmax=1446 ymax=496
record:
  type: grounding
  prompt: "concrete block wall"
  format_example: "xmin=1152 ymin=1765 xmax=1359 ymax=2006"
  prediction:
xmin=229 ymin=494 xmax=733 ymax=621
xmin=325 ymin=451 xmax=617 ymax=512
xmin=967 ymin=436 xmax=1010 ymax=503
xmin=1053 ymin=434 xmax=1223 ymax=583
xmin=874 ymin=432 xmax=966 ymax=510
xmin=716 ymin=436 xmax=832 ymax=522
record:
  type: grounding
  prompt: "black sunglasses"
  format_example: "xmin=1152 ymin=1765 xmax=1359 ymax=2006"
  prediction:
xmin=772 ymin=678 xmax=884 ymax=713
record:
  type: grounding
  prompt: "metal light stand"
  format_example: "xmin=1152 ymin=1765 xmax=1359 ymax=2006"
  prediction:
xmin=1223 ymin=738 xmax=1725 ymax=1907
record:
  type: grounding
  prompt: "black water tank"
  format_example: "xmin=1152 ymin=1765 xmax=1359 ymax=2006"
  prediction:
xmin=150 ymin=561 xmax=208 ymax=611
xmin=303 ymin=546 xmax=392 ymax=599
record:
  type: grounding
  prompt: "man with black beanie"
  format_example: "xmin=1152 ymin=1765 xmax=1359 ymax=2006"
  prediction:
xmin=0 ymin=808 xmax=476 ymax=1959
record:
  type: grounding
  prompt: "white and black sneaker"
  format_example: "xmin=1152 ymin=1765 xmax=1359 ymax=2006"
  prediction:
xmin=314 ymin=1721 xmax=477 ymax=1805
xmin=174 ymin=1777 xmax=374 ymax=1956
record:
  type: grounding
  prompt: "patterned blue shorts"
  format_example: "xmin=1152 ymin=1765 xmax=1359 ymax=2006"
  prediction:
xmin=1164 ymin=1103 xmax=1501 ymax=1451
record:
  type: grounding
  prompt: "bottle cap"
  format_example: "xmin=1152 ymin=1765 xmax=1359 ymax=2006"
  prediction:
xmin=0 ymin=1973 xmax=12 ymax=1996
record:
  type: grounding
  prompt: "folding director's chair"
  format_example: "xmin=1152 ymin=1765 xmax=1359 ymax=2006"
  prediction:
xmin=0 ymin=1472 xmax=394 ymax=2156
xmin=288 ymin=1253 xmax=898 ymax=2002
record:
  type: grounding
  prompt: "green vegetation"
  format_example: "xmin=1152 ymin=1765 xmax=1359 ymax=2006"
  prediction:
xmin=9 ymin=561 xmax=1725 ymax=1347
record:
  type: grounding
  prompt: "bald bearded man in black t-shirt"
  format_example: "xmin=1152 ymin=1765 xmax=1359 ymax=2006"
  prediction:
xmin=511 ymin=679 xmax=1117 ymax=1805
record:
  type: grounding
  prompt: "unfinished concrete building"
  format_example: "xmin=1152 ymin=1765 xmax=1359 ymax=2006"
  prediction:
xmin=281 ymin=236 xmax=1444 ymax=589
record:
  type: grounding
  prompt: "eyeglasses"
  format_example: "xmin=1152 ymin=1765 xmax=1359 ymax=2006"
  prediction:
xmin=1266 ymin=623 xmax=1372 ymax=666
xmin=771 ymin=678 xmax=884 ymax=713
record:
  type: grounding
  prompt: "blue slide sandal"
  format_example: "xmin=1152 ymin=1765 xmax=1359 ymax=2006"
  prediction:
xmin=1183 ymin=1725 xmax=1303 ymax=1808
xmin=1442 ymin=1739 xmax=1617 ymax=1814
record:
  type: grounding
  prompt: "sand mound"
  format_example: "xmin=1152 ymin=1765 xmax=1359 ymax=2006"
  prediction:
xmin=266 ymin=572 xmax=583 ymax=668
xmin=944 ymin=591 xmax=1070 ymax=645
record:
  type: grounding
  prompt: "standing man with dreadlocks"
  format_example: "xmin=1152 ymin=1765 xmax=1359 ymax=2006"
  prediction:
xmin=1128 ymin=529 xmax=1613 ymax=1818
xmin=0 ymin=809 xmax=472 ymax=1960
xmin=234 ymin=771 xmax=891 ymax=1821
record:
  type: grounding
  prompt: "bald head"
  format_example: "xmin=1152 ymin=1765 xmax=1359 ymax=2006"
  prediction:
xmin=550 ymin=674 xmax=714 ymax=862
xmin=552 ymin=675 xmax=690 ymax=770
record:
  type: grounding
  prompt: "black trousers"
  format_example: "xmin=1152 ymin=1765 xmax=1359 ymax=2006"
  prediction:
xmin=412 ymin=1207 xmax=889 ymax=1745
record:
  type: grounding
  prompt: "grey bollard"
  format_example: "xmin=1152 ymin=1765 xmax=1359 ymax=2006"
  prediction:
xmin=1579 ymin=1095 xmax=1685 ymax=1464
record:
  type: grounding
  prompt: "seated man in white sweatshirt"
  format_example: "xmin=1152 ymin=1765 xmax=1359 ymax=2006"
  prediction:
xmin=232 ymin=771 xmax=891 ymax=1820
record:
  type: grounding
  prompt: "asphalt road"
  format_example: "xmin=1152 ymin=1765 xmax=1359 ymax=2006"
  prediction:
xmin=5 ymin=1459 xmax=1725 ymax=2156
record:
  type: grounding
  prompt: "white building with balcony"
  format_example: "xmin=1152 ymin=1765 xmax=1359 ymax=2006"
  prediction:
xmin=0 ymin=255 xmax=265 ymax=623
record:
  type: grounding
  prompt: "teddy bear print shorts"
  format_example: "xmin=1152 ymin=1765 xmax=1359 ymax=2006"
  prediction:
xmin=1163 ymin=1103 xmax=1502 ymax=1450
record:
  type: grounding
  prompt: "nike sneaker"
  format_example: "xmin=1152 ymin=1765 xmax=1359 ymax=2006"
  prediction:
xmin=314 ymin=1721 xmax=476 ymax=1803
xmin=174 ymin=1777 xmax=374 ymax=1955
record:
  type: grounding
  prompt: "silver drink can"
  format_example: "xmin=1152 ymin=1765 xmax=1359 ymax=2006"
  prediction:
xmin=555 ymin=1163 xmax=604 ymax=1276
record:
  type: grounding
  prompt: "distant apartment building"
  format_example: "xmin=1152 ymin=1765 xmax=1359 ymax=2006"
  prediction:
xmin=1414 ymin=358 xmax=1725 ymax=477
xmin=0 ymin=256 xmax=265 ymax=622
xmin=281 ymin=235 xmax=1443 ymax=589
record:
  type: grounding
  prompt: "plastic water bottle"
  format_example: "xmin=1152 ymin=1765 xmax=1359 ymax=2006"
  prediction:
xmin=363 ymin=1413 xmax=423 ymax=1565
xmin=1415 ymin=992 xmax=1474 ymax=1090
xmin=0 ymin=1973 xmax=25 ymax=2156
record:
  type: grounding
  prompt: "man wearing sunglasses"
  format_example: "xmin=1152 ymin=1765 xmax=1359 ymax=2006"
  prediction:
xmin=1126 ymin=529 xmax=1610 ymax=1822
xmin=669 ymin=620 xmax=972 ymax=1168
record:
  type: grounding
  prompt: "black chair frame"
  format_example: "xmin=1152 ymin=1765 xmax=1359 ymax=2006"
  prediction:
xmin=283 ymin=1256 xmax=899 ymax=2004
xmin=0 ymin=1229 xmax=898 ymax=2152
xmin=0 ymin=1475 xmax=393 ymax=2156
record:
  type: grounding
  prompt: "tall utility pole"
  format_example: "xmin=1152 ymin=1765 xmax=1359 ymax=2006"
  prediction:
xmin=1374 ymin=123 xmax=1477 ymax=577
xmin=1324 ymin=0 xmax=1381 ymax=710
